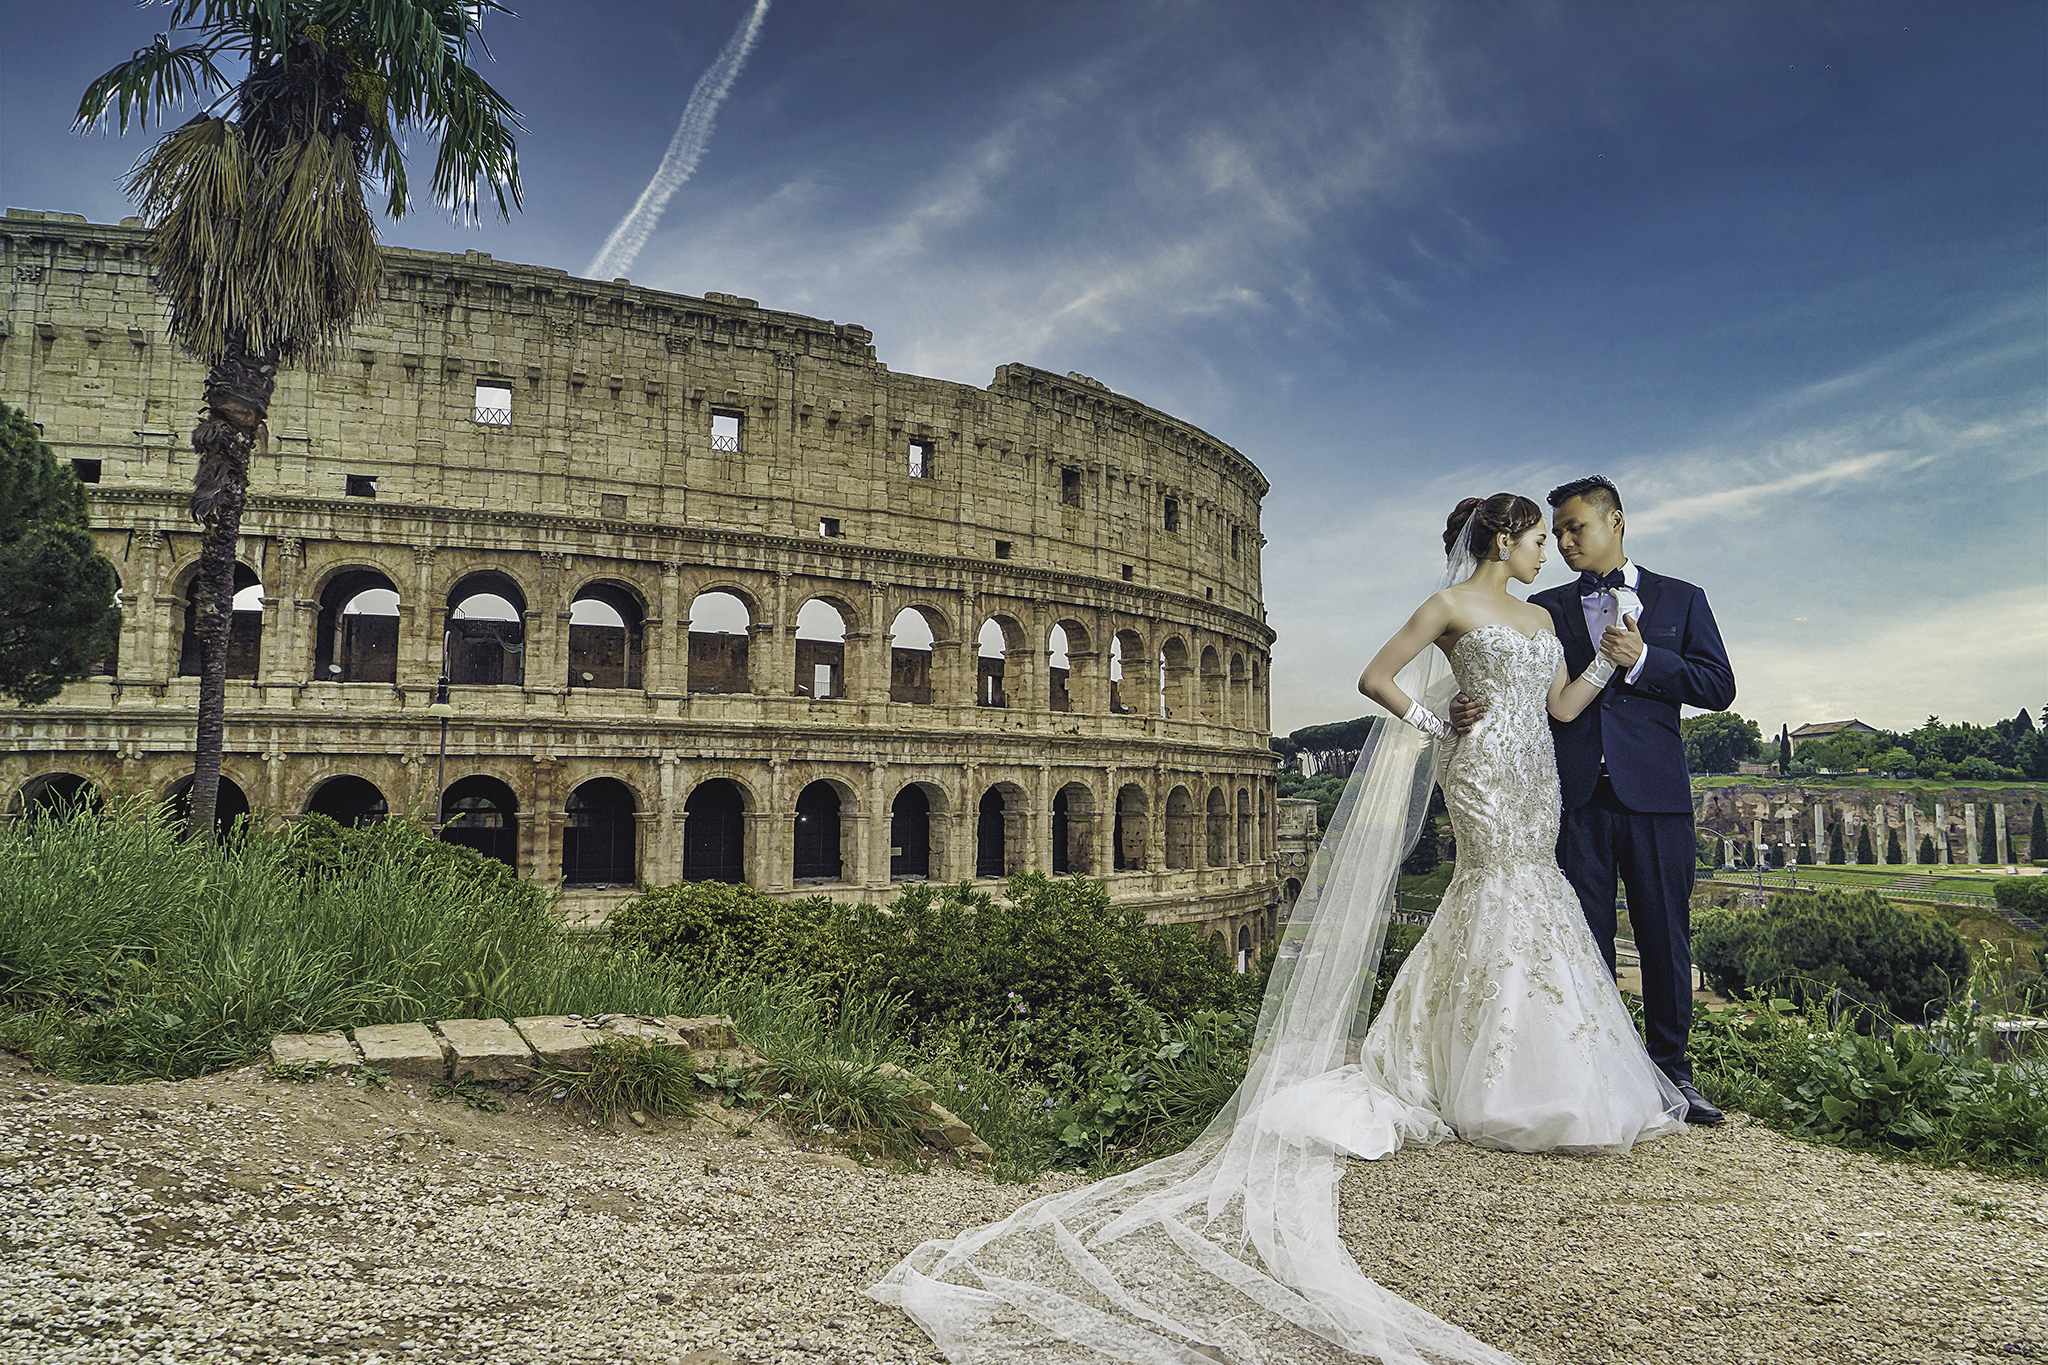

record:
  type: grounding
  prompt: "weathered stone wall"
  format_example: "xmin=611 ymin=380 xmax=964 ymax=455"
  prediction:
xmin=1 ymin=210 xmax=1282 ymax=943
xmin=1693 ymin=781 xmax=2044 ymax=866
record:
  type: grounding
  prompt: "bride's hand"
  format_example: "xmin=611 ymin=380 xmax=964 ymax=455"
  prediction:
xmin=1449 ymin=691 xmax=1488 ymax=735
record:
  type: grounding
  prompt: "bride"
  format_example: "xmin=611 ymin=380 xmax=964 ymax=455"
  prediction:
xmin=870 ymin=494 xmax=1687 ymax=1365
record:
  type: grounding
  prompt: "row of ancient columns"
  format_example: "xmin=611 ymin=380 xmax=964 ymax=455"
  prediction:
xmin=1745 ymin=797 xmax=2022 ymax=866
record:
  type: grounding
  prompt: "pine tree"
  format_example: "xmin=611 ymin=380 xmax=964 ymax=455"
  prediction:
xmin=1981 ymin=804 xmax=2000 ymax=864
xmin=1884 ymin=827 xmax=1902 ymax=864
xmin=1828 ymin=823 xmax=1845 ymax=864
xmin=1856 ymin=825 xmax=1875 ymax=864
xmin=0 ymin=404 xmax=124 ymax=703
xmin=2032 ymin=801 xmax=2047 ymax=862
xmin=1917 ymin=834 xmax=1937 ymax=865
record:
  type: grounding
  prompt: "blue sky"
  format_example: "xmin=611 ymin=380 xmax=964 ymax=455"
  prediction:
xmin=4 ymin=1 xmax=2043 ymax=737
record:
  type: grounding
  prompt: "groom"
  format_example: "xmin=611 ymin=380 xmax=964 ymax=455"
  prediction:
xmin=1452 ymin=475 xmax=1735 ymax=1125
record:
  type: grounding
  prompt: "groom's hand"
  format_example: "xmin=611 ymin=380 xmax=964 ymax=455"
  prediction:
xmin=1600 ymin=612 xmax=1646 ymax=669
xmin=1448 ymin=691 xmax=1488 ymax=734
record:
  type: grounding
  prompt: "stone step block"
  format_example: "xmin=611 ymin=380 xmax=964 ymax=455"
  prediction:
xmin=598 ymin=1014 xmax=689 ymax=1049
xmin=351 ymin=1022 xmax=448 ymax=1080
xmin=269 ymin=1032 xmax=358 ymax=1072
xmin=513 ymin=1017 xmax=598 ymax=1071
xmin=664 ymin=1015 xmax=741 ymax=1051
xmin=433 ymin=1017 xmax=536 ymax=1082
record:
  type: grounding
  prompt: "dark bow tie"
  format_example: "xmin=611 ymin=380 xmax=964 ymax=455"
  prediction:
xmin=1578 ymin=568 xmax=1627 ymax=596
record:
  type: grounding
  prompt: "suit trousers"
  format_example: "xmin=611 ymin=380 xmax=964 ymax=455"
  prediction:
xmin=1557 ymin=775 xmax=1699 ymax=1083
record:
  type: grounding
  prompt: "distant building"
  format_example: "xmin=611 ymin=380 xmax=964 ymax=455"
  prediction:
xmin=1788 ymin=719 xmax=1880 ymax=751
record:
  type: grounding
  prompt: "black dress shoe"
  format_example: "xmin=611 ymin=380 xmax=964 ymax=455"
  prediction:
xmin=1675 ymin=1081 xmax=1723 ymax=1126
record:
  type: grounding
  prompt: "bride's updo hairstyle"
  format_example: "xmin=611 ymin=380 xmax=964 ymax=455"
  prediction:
xmin=1444 ymin=493 xmax=1543 ymax=557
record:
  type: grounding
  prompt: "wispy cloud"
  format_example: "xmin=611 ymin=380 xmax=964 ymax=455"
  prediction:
xmin=585 ymin=0 xmax=771 ymax=282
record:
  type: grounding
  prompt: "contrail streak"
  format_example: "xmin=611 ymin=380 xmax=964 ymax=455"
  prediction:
xmin=584 ymin=0 xmax=771 ymax=281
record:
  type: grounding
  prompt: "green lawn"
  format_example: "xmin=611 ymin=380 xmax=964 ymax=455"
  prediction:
xmin=1692 ymin=775 xmax=2047 ymax=794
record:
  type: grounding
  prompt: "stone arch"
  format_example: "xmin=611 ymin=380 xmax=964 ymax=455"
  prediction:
xmin=1199 ymin=645 xmax=1225 ymax=724
xmin=687 ymin=589 xmax=754 ymax=694
xmin=164 ymin=772 xmax=252 ymax=838
xmin=445 ymin=570 xmax=528 ymax=686
xmin=1051 ymin=779 xmax=1098 ymax=875
xmin=172 ymin=559 xmax=264 ymax=680
xmin=1237 ymin=924 xmax=1253 ymax=972
xmin=1113 ymin=783 xmax=1150 ymax=871
xmin=304 ymin=774 xmax=389 ymax=827
xmin=1164 ymin=784 xmax=1196 ymax=869
xmin=794 ymin=598 xmax=849 ymax=700
xmin=313 ymin=568 xmax=401 ymax=684
xmin=793 ymin=777 xmax=856 ymax=882
xmin=563 ymin=776 xmax=637 ymax=887
xmin=977 ymin=615 xmax=1023 ymax=708
xmin=1205 ymin=785 xmax=1230 ymax=866
xmin=11 ymin=772 xmax=103 ymax=820
xmin=1049 ymin=618 xmax=1094 ymax=714
xmin=568 ymin=579 xmax=646 ymax=690
xmin=1236 ymin=784 xmax=1253 ymax=863
xmin=683 ymin=776 xmax=752 ymax=884
xmin=889 ymin=780 xmax=951 ymax=880
xmin=976 ymin=780 xmax=1029 ymax=878
xmin=1281 ymin=877 xmax=1303 ymax=917
xmin=1229 ymin=652 xmax=1248 ymax=729
xmin=888 ymin=606 xmax=942 ymax=703
xmin=1158 ymin=636 xmax=1191 ymax=719
xmin=1110 ymin=628 xmax=1146 ymax=715
xmin=439 ymin=774 xmax=519 ymax=868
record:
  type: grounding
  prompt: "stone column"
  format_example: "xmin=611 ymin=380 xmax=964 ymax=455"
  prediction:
xmin=1964 ymin=802 xmax=1979 ymax=865
xmin=865 ymin=764 xmax=889 ymax=887
xmin=1008 ymin=645 xmax=1042 ymax=713
xmin=763 ymin=758 xmax=788 ymax=889
xmin=1994 ymin=802 xmax=2009 ymax=864
xmin=762 ymin=572 xmax=792 ymax=696
xmin=930 ymin=639 xmax=969 ymax=709
xmin=844 ymin=630 xmax=886 ymax=704
xmin=653 ymin=753 xmax=680 ymax=885
xmin=652 ymin=561 xmax=686 ymax=700
xmin=1811 ymin=801 xmax=1825 ymax=857
xmin=1751 ymin=818 xmax=1764 ymax=866
xmin=261 ymin=535 xmax=304 ymax=690
xmin=527 ymin=757 xmax=560 ymax=884
xmin=1064 ymin=649 xmax=1099 ymax=714
xmin=403 ymin=546 xmax=440 ymax=691
xmin=116 ymin=526 xmax=166 ymax=684
xmin=957 ymin=760 xmax=978 ymax=882
xmin=1904 ymin=803 xmax=1918 ymax=863
xmin=527 ymin=550 xmax=568 ymax=699
xmin=1934 ymin=802 xmax=1948 ymax=865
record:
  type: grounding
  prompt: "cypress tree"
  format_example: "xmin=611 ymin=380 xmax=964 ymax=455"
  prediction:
xmin=2032 ymin=801 xmax=2047 ymax=862
xmin=1981 ymin=804 xmax=2000 ymax=864
xmin=1917 ymin=834 xmax=1937 ymax=865
xmin=1778 ymin=726 xmax=1792 ymax=774
xmin=1797 ymin=841 xmax=1812 ymax=867
xmin=1714 ymin=836 xmax=1726 ymax=867
xmin=1856 ymin=824 xmax=1875 ymax=864
xmin=1769 ymin=842 xmax=1786 ymax=869
xmin=1827 ymin=824 xmax=1845 ymax=864
xmin=1884 ymin=827 xmax=1902 ymax=865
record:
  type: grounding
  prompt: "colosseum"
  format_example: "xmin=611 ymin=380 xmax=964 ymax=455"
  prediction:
xmin=1 ymin=209 xmax=1285 ymax=951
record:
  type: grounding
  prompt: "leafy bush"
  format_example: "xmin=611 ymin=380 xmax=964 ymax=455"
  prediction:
xmin=1993 ymin=878 xmax=2048 ymax=916
xmin=1694 ymin=890 xmax=1969 ymax=1023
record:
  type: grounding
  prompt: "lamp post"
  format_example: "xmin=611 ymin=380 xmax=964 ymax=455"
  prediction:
xmin=427 ymin=675 xmax=454 ymax=836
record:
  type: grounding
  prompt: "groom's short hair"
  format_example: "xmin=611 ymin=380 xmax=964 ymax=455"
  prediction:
xmin=1547 ymin=475 xmax=1622 ymax=515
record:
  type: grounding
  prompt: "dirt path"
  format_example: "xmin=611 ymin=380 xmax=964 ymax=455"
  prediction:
xmin=1 ymin=1055 xmax=2042 ymax=1365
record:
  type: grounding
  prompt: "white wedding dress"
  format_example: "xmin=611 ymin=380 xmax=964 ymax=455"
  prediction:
xmin=870 ymin=622 xmax=1686 ymax=1365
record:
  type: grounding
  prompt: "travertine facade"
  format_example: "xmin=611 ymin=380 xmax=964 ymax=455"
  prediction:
xmin=1 ymin=210 xmax=1283 ymax=943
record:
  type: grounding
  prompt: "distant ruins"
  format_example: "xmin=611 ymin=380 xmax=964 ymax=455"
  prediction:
xmin=2 ymin=210 xmax=1283 ymax=950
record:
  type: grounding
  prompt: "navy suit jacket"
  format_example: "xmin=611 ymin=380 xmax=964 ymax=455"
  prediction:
xmin=1533 ymin=569 xmax=1735 ymax=814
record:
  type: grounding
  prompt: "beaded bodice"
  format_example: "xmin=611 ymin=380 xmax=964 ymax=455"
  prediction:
xmin=1440 ymin=624 xmax=1564 ymax=870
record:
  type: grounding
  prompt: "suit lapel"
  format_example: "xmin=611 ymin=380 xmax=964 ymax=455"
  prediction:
xmin=1544 ymin=584 xmax=1596 ymax=665
xmin=1632 ymin=567 xmax=1665 ymax=630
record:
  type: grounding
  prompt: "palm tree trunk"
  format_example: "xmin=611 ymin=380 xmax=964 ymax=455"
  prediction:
xmin=185 ymin=336 xmax=278 ymax=840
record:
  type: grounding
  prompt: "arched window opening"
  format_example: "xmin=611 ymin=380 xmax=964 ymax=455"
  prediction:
xmin=1237 ymin=786 xmax=1253 ymax=863
xmin=1051 ymin=787 xmax=1070 ymax=874
xmin=688 ymin=591 xmax=752 ymax=694
xmin=1158 ymin=638 xmax=1190 ymax=719
xmin=563 ymin=778 xmax=636 ymax=887
xmin=795 ymin=600 xmax=847 ymax=700
xmin=306 ymin=775 xmax=388 ymax=828
xmin=440 ymin=775 xmax=518 ymax=868
xmin=1237 ymin=925 xmax=1253 ymax=974
xmin=1052 ymin=782 xmax=1096 ymax=875
xmin=1206 ymin=787 xmax=1229 ymax=866
xmin=167 ymin=774 xmax=251 ymax=838
xmin=178 ymin=563 xmax=263 ymax=679
xmin=446 ymin=573 xmax=527 ymax=687
xmin=1229 ymin=653 xmax=1248 ymax=729
xmin=569 ymin=584 xmax=645 ymax=690
xmin=1164 ymin=786 xmax=1195 ymax=870
xmin=1200 ymin=646 xmax=1224 ymax=724
xmin=976 ymin=787 xmax=1012 ymax=878
xmin=977 ymin=619 xmax=1010 ymax=708
xmin=1047 ymin=625 xmax=1072 ymax=713
xmin=14 ymin=773 xmax=102 ymax=821
xmin=683 ymin=779 xmax=747 ymax=884
xmin=888 ymin=608 xmax=936 ymax=704
xmin=1108 ymin=636 xmax=1126 ymax=714
xmin=1113 ymin=784 xmax=1149 ymax=871
xmin=1282 ymin=878 xmax=1303 ymax=917
xmin=314 ymin=571 xmax=400 ymax=683
xmin=793 ymin=781 xmax=844 ymax=881
xmin=890 ymin=786 xmax=933 ymax=880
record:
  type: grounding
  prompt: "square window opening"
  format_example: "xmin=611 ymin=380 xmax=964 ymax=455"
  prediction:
xmin=1164 ymin=497 xmax=1180 ymax=532
xmin=908 ymin=440 xmax=931 ymax=478
xmin=71 ymin=458 xmax=102 ymax=484
xmin=994 ymin=540 xmax=1013 ymax=560
xmin=473 ymin=381 xmax=512 ymax=425
xmin=1231 ymin=526 xmax=1240 ymax=558
xmin=601 ymin=494 xmax=628 ymax=519
xmin=1060 ymin=467 xmax=1082 ymax=507
xmin=819 ymin=517 xmax=842 ymax=538
xmin=1206 ymin=587 xmax=1214 ymax=600
xmin=1121 ymin=564 xmax=1133 ymax=581
xmin=710 ymin=408 xmax=743 ymax=452
xmin=345 ymin=474 xmax=377 ymax=498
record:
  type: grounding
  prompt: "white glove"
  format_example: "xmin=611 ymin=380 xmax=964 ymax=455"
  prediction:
xmin=1402 ymin=700 xmax=1453 ymax=741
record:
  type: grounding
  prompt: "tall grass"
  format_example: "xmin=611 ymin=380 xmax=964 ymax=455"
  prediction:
xmin=0 ymin=801 xmax=688 ymax=1081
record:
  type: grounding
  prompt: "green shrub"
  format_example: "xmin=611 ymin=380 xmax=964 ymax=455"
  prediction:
xmin=1693 ymin=890 xmax=1969 ymax=1023
xmin=1992 ymin=878 xmax=2048 ymax=916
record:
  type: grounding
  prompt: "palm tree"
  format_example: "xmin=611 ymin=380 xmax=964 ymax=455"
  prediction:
xmin=77 ymin=1 xmax=522 ymax=837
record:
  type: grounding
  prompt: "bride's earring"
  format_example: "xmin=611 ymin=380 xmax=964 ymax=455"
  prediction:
xmin=1498 ymin=541 xmax=1512 ymax=562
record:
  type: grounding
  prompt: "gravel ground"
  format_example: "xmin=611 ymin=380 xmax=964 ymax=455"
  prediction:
xmin=1 ymin=1053 xmax=2042 ymax=1365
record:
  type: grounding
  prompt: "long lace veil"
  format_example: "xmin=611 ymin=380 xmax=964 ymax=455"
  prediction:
xmin=868 ymin=543 xmax=1520 ymax=1365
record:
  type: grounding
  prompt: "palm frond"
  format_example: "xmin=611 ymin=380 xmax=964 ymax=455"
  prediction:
xmin=75 ymin=38 xmax=231 ymax=134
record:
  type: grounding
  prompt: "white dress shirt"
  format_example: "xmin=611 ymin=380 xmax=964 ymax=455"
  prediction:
xmin=1581 ymin=560 xmax=1649 ymax=686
